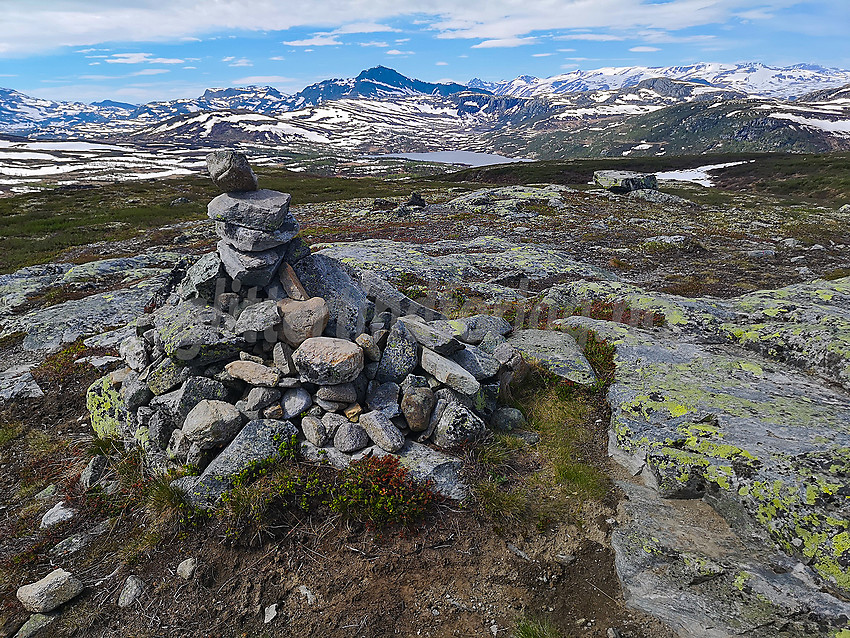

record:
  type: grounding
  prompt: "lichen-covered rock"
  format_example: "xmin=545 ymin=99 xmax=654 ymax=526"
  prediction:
xmin=215 ymin=220 xmax=298 ymax=252
xmin=420 ymin=348 xmax=480 ymax=395
xmin=206 ymin=150 xmax=259 ymax=193
xmin=87 ymin=374 xmax=128 ymax=439
xmin=182 ymin=400 xmax=244 ymax=449
xmin=119 ymin=336 xmax=148 ymax=371
xmin=233 ymin=299 xmax=280 ymax=337
xmin=450 ymin=345 xmax=501 ymax=380
xmin=179 ymin=419 xmax=297 ymax=508
xmin=225 ymin=360 xmax=280 ymax=387
xmin=354 ymin=270 xmax=445 ymax=323
xmin=333 ymin=421 xmax=370 ymax=453
xmin=433 ymin=314 xmax=512 ymax=346
xmin=508 ymin=329 xmax=596 ymax=385
xmin=593 ymin=170 xmax=657 ymax=192
xmin=178 ymin=252 xmax=224 ymax=301
xmin=432 ymin=402 xmax=487 ymax=448
xmin=154 ymin=301 xmax=242 ymax=366
xmin=16 ymin=568 xmax=83 ymax=613
xmin=316 ymin=383 xmax=357 ymax=404
xmin=281 ymin=387 xmax=312 ymax=419
xmin=397 ymin=315 xmax=463 ymax=356
xmin=217 ymin=240 xmax=286 ymax=288
xmin=292 ymin=254 xmax=369 ymax=341
xmin=277 ymin=297 xmax=330 ymax=347
xmin=376 ymin=320 xmax=419 ymax=384
xmin=370 ymin=441 xmax=468 ymax=500
xmin=293 ymin=337 xmax=364 ymax=385
xmin=245 ymin=387 xmax=281 ymax=412
xmin=401 ymin=386 xmax=436 ymax=432
xmin=300 ymin=415 xmax=329 ymax=447
xmin=207 ymin=189 xmax=293 ymax=231
xmin=146 ymin=358 xmax=192 ymax=396
xmin=489 ymin=406 xmax=526 ymax=432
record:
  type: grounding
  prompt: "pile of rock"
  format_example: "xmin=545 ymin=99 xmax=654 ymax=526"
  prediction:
xmin=87 ymin=151 xmax=529 ymax=506
xmin=593 ymin=170 xmax=657 ymax=193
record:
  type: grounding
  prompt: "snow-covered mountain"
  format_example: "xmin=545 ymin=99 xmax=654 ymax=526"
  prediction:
xmin=470 ymin=63 xmax=850 ymax=100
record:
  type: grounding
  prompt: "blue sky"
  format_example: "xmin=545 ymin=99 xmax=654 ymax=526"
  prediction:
xmin=0 ymin=1 xmax=846 ymax=104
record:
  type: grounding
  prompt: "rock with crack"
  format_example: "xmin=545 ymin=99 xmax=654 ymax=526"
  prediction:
xmin=16 ymin=569 xmax=83 ymax=613
xmin=593 ymin=170 xmax=657 ymax=192
xmin=420 ymin=348 xmax=480 ymax=395
xmin=293 ymin=337 xmax=364 ymax=385
xmin=217 ymin=240 xmax=286 ymax=288
xmin=206 ymin=150 xmax=259 ymax=193
xmin=154 ymin=301 xmax=242 ymax=366
xmin=207 ymin=189 xmax=294 ymax=232
xmin=359 ymin=410 xmax=405 ymax=453
xmin=178 ymin=252 xmax=224 ymax=301
xmin=178 ymin=419 xmax=297 ymax=508
xmin=508 ymin=329 xmax=596 ymax=385
xmin=432 ymin=402 xmax=487 ymax=448
xmin=277 ymin=297 xmax=330 ymax=347
xmin=216 ymin=221 xmax=298 ymax=252
xmin=376 ymin=320 xmax=419 ymax=384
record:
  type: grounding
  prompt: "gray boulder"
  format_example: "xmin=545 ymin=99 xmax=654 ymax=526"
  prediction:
xmin=508 ymin=329 xmax=597 ymax=385
xmin=117 ymin=575 xmax=145 ymax=608
xmin=224 ymin=360 xmax=280 ymax=387
xmin=366 ymin=381 xmax=401 ymax=418
xmin=489 ymin=406 xmax=526 ymax=432
xmin=217 ymin=240 xmax=286 ymax=288
xmin=359 ymin=410 xmax=405 ymax=453
xmin=233 ymin=299 xmax=281 ymax=336
xmin=376 ymin=320 xmax=419 ymax=384
xmin=40 ymin=502 xmax=76 ymax=529
xmin=119 ymin=336 xmax=148 ymax=371
xmin=281 ymin=387 xmax=312 ymax=419
xmin=181 ymin=400 xmax=244 ymax=449
xmin=432 ymin=402 xmax=487 ymax=448
xmin=397 ymin=315 xmax=463 ymax=356
xmin=16 ymin=569 xmax=83 ymax=613
xmin=401 ymin=386 xmax=436 ymax=432
xmin=334 ymin=421 xmax=370 ymax=453
xmin=180 ymin=419 xmax=297 ymax=508
xmin=300 ymin=415 xmax=329 ymax=447
xmin=245 ymin=386 xmax=281 ymax=412
xmin=151 ymin=376 xmax=230 ymax=425
xmin=292 ymin=254 xmax=369 ymax=341
xmin=178 ymin=252 xmax=224 ymax=301
xmin=316 ymin=383 xmax=357 ymax=404
xmin=371 ymin=441 xmax=468 ymax=500
xmin=215 ymin=220 xmax=298 ymax=252
xmin=206 ymin=150 xmax=258 ymax=193
xmin=277 ymin=297 xmax=330 ymax=347
xmin=432 ymin=314 xmax=512 ymax=345
xmin=420 ymin=348 xmax=481 ymax=395
xmin=293 ymin=337 xmax=364 ymax=385
xmin=450 ymin=345 xmax=501 ymax=380
xmin=593 ymin=170 xmax=657 ymax=192
xmin=207 ymin=189 xmax=292 ymax=231
xmin=154 ymin=301 xmax=242 ymax=366
xmin=146 ymin=358 xmax=192 ymax=396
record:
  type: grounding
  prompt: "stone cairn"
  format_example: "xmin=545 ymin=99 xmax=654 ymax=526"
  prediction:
xmin=86 ymin=150 xmax=527 ymax=507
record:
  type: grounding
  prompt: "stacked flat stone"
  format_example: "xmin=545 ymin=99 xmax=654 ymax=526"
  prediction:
xmin=86 ymin=150 xmax=593 ymax=509
xmin=206 ymin=150 xmax=300 ymax=288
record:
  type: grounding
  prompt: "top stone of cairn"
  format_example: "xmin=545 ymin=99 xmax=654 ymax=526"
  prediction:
xmin=206 ymin=150 xmax=259 ymax=193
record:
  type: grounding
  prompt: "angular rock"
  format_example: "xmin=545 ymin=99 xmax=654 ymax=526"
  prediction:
xmin=182 ymin=400 xmax=244 ymax=450
xmin=292 ymin=254 xmax=369 ymax=341
xmin=344 ymin=402 xmax=362 ymax=421
xmin=376 ymin=320 xmax=419 ymax=384
xmin=154 ymin=301 xmax=242 ymax=366
xmin=178 ymin=252 xmax=224 ymax=301
xmin=176 ymin=557 xmax=197 ymax=580
xmin=206 ymin=150 xmax=258 ymax=193
xmin=14 ymin=613 xmax=55 ymax=638
xmin=16 ymin=569 xmax=83 ymax=613
xmin=151 ymin=376 xmax=230 ymax=425
xmin=333 ymin=421 xmax=370 ymax=453
xmin=355 ymin=333 xmax=381 ymax=361
xmin=48 ymin=533 xmax=90 ymax=558
xmin=166 ymin=428 xmax=190 ymax=461
xmin=450 ymin=345 xmax=501 ymax=380
xmin=371 ymin=441 xmax=468 ymax=500
xmin=421 ymin=348 xmax=481 ymax=395
xmin=366 ymin=381 xmax=401 ymax=418
xmin=40 ymin=501 xmax=76 ymax=529
xmin=225 ymin=360 xmax=280 ymax=387
xmin=272 ymin=342 xmax=296 ymax=376
xmin=508 ymin=329 xmax=597 ymax=385
xmin=80 ymin=455 xmax=107 ymax=489
xmin=322 ymin=412 xmax=349 ymax=437
xmin=181 ymin=419 xmax=297 ymax=508
xmin=432 ymin=402 xmax=487 ymax=448
xmin=316 ymin=383 xmax=357 ymax=404
xmin=359 ymin=410 xmax=405 ymax=453
xmin=120 ymin=336 xmax=148 ymax=372
xmin=87 ymin=374 xmax=128 ymax=439
xmin=299 ymin=440 xmax=351 ymax=469
xmin=300 ymin=415 xmax=329 ymax=447
xmin=121 ymin=371 xmax=153 ymax=411
xmin=293 ymin=337 xmax=364 ymax=385
xmin=277 ymin=297 xmax=330 ymax=347
xmin=217 ymin=240 xmax=286 ymax=288
xmin=397 ymin=315 xmax=463 ymax=356
xmin=432 ymin=315 xmax=512 ymax=345
xmin=117 ymin=575 xmax=145 ymax=608
xmin=400 ymin=374 xmax=429 ymax=394
xmin=207 ymin=189 xmax=293 ymax=231
xmin=401 ymin=386 xmax=436 ymax=432
xmin=593 ymin=170 xmax=657 ymax=192
xmin=279 ymin=262 xmax=309 ymax=301
xmin=146 ymin=358 xmax=192 ymax=395
xmin=355 ymin=269 xmax=445 ymax=322
xmin=281 ymin=387 xmax=312 ymax=420
xmin=245 ymin=387 xmax=281 ymax=412
xmin=233 ymin=299 xmax=281 ymax=337
xmin=215 ymin=220 xmax=297 ymax=252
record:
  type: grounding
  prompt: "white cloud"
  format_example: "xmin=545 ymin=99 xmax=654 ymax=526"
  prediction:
xmin=333 ymin=22 xmax=398 ymax=34
xmin=283 ymin=34 xmax=342 ymax=46
xmin=435 ymin=61 xmax=448 ymax=65
xmin=472 ymin=37 xmax=539 ymax=48
xmin=557 ymin=48 xmax=576 ymax=52
xmin=105 ymin=52 xmax=183 ymax=64
xmin=555 ymin=33 xmax=625 ymax=42
xmin=386 ymin=49 xmax=413 ymax=55
xmin=228 ymin=58 xmax=253 ymax=67
xmin=270 ymin=55 xmax=286 ymax=60
xmin=221 ymin=56 xmax=235 ymax=62
xmin=183 ymin=65 xmax=196 ymax=69
xmin=131 ymin=68 xmax=170 ymax=75
xmin=630 ymin=46 xmax=661 ymax=52
xmin=360 ymin=41 xmax=390 ymax=47
xmin=532 ymin=52 xmax=554 ymax=57
xmin=395 ymin=38 xmax=411 ymax=43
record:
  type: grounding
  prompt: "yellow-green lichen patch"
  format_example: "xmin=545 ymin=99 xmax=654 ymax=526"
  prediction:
xmin=86 ymin=374 xmax=127 ymax=440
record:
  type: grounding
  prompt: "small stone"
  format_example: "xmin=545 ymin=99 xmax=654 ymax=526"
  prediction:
xmin=206 ymin=150 xmax=258 ymax=192
xmin=277 ymin=297 xmax=330 ymax=347
xmin=166 ymin=428 xmax=190 ymax=461
xmin=146 ymin=358 xmax=192 ymax=396
xmin=245 ymin=387 xmax=281 ymax=412
xmin=120 ymin=336 xmax=149 ymax=372
xmin=262 ymin=403 xmax=285 ymax=419
xmin=490 ymin=406 xmax=526 ymax=432
xmin=40 ymin=502 xmax=76 ymax=529
xmin=397 ymin=316 xmax=463 ymax=356
xmin=376 ymin=321 xmax=419 ymax=384
xmin=17 ymin=569 xmax=83 ymax=613
xmin=317 ymin=383 xmax=357 ymax=404
xmin=272 ymin=342 xmax=296 ymax=376
xmin=225 ymin=360 xmax=281 ymax=387
xmin=432 ymin=402 xmax=487 ymax=448
xmin=421 ymin=348 xmax=481 ymax=395
xmin=334 ymin=421 xmax=370 ymax=453
xmin=279 ymin=262 xmax=309 ymax=301
xmin=282 ymin=387 xmax=312 ymax=419
xmin=355 ymin=333 xmax=381 ymax=361
xmin=176 ymin=557 xmax=197 ymax=580
xmin=117 ymin=575 xmax=145 ymax=608
xmin=322 ymin=412 xmax=349 ymax=437
xmin=264 ymin=603 xmax=278 ymax=624
xmin=359 ymin=410 xmax=405 ymax=453
xmin=366 ymin=381 xmax=401 ymax=418
xmin=182 ymin=400 xmax=244 ymax=449
xmin=401 ymin=387 xmax=436 ymax=432
xmin=13 ymin=613 xmax=55 ymax=638
xmin=344 ymin=403 xmax=362 ymax=421
xmin=293 ymin=337 xmax=365 ymax=385
xmin=218 ymin=240 xmax=286 ymax=288
xmin=48 ymin=533 xmax=90 ymax=558
xmin=300 ymin=415 xmax=329 ymax=447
